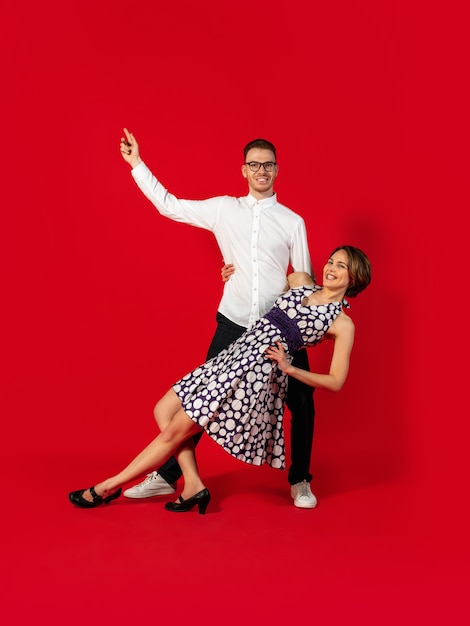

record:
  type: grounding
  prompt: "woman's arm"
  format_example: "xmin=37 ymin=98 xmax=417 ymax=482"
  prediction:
xmin=265 ymin=315 xmax=355 ymax=392
xmin=287 ymin=271 xmax=316 ymax=288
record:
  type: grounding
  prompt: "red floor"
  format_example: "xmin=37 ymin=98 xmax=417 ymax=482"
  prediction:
xmin=1 ymin=430 xmax=466 ymax=625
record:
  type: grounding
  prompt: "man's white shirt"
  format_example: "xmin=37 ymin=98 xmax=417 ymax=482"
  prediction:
xmin=132 ymin=162 xmax=312 ymax=328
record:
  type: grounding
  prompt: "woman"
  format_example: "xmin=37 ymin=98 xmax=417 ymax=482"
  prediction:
xmin=69 ymin=245 xmax=371 ymax=514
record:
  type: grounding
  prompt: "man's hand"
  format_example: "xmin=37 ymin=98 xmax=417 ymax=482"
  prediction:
xmin=120 ymin=128 xmax=142 ymax=168
xmin=221 ymin=263 xmax=235 ymax=282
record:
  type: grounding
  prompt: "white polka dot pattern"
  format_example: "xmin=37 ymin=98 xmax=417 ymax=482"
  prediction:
xmin=173 ymin=286 xmax=343 ymax=469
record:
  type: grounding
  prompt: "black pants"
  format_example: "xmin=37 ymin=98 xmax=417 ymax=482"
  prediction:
xmin=157 ymin=312 xmax=315 ymax=486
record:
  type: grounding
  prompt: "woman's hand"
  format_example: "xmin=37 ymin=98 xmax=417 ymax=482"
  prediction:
xmin=265 ymin=341 xmax=291 ymax=373
xmin=221 ymin=263 xmax=235 ymax=282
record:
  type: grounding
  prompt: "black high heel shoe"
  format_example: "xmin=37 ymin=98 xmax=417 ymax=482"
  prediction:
xmin=164 ymin=488 xmax=211 ymax=515
xmin=68 ymin=486 xmax=122 ymax=509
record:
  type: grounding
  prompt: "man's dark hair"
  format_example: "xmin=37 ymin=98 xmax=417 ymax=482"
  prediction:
xmin=243 ymin=138 xmax=277 ymax=161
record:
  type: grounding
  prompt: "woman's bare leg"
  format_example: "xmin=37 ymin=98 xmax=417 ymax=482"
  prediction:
xmin=77 ymin=390 xmax=202 ymax=501
xmin=171 ymin=438 xmax=205 ymax=500
xmin=153 ymin=390 xmax=179 ymax=430
xmin=156 ymin=392 xmax=206 ymax=498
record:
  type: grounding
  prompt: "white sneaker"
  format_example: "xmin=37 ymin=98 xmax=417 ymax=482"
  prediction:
xmin=123 ymin=471 xmax=176 ymax=499
xmin=290 ymin=480 xmax=318 ymax=509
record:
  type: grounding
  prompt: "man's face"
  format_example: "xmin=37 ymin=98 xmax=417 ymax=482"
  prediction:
xmin=241 ymin=148 xmax=279 ymax=199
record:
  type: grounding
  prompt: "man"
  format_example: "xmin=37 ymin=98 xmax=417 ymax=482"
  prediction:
xmin=119 ymin=129 xmax=317 ymax=508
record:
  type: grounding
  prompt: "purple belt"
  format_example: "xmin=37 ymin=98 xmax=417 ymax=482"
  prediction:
xmin=264 ymin=307 xmax=304 ymax=354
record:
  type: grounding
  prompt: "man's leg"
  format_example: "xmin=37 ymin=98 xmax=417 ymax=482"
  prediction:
xmin=124 ymin=312 xmax=246 ymax=498
xmin=285 ymin=348 xmax=317 ymax=508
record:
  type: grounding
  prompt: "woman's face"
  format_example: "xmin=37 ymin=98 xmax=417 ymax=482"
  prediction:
xmin=323 ymin=249 xmax=350 ymax=290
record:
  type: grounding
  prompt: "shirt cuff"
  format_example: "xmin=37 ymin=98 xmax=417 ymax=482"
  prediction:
xmin=131 ymin=161 xmax=149 ymax=180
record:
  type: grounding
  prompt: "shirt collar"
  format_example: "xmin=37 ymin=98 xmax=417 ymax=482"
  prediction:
xmin=245 ymin=192 xmax=278 ymax=210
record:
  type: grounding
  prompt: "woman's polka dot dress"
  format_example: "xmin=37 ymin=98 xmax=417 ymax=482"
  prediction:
xmin=173 ymin=286 xmax=346 ymax=469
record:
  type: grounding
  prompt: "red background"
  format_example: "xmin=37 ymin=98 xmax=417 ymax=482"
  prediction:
xmin=1 ymin=1 xmax=469 ymax=623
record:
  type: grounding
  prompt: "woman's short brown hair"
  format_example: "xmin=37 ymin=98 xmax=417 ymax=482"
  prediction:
xmin=330 ymin=245 xmax=372 ymax=298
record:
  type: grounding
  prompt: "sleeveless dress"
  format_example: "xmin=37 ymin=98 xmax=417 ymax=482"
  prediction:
xmin=173 ymin=286 xmax=347 ymax=469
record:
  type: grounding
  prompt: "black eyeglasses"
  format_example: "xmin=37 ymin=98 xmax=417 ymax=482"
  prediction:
xmin=244 ymin=161 xmax=277 ymax=172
